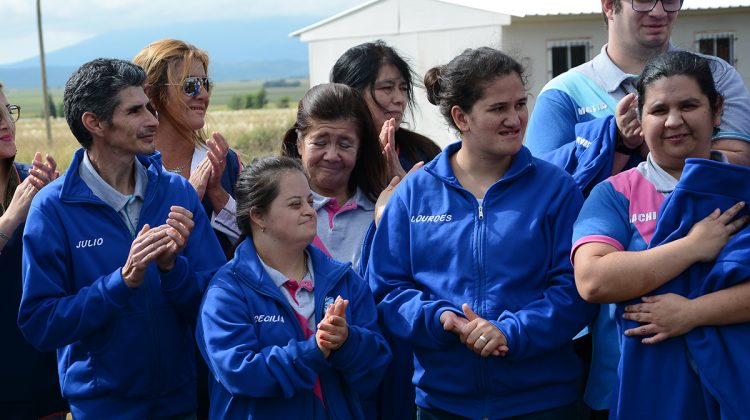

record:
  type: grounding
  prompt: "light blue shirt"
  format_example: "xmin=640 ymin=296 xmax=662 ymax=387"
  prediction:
xmin=79 ymin=152 xmax=148 ymax=237
xmin=258 ymin=250 xmax=316 ymax=331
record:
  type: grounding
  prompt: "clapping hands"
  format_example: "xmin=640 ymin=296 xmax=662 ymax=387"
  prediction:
xmin=189 ymin=132 xmax=230 ymax=212
xmin=121 ymin=206 xmax=195 ymax=288
xmin=316 ymin=296 xmax=350 ymax=358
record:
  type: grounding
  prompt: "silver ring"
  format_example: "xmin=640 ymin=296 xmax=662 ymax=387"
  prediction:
xmin=479 ymin=335 xmax=488 ymax=343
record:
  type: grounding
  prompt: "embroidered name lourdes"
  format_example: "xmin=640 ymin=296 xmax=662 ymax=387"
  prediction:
xmin=411 ymin=214 xmax=453 ymax=223
xmin=75 ymin=237 xmax=104 ymax=249
xmin=254 ymin=314 xmax=285 ymax=323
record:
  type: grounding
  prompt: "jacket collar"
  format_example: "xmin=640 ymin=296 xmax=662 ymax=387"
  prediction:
xmin=59 ymin=148 xmax=164 ymax=204
xmin=231 ymin=237 xmax=351 ymax=296
xmin=597 ymin=43 xmax=678 ymax=94
xmin=311 ymin=187 xmax=374 ymax=212
xmin=424 ymin=141 xmax=535 ymax=189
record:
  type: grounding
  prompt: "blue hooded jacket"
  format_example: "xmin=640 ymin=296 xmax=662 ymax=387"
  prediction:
xmin=367 ymin=142 xmax=596 ymax=418
xmin=197 ymin=238 xmax=391 ymax=419
xmin=614 ymin=159 xmax=750 ymax=420
xmin=18 ymin=149 xmax=226 ymax=418
xmin=539 ymin=115 xmax=643 ymax=196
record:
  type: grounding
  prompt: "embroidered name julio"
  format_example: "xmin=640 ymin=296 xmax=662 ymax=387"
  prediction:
xmin=75 ymin=237 xmax=104 ymax=249
xmin=411 ymin=214 xmax=452 ymax=223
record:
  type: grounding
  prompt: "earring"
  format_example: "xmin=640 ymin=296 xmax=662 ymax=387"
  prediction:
xmin=261 ymin=226 xmax=266 ymax=233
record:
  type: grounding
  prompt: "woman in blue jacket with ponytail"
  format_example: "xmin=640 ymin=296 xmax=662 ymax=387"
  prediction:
xmin=367 ymin=47 xmax=595 ymax=420
xmin=197 ymin=156 xmax=391 ymax=419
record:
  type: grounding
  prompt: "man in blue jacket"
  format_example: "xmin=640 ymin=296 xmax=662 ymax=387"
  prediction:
xmin=527 ymin=0 xmax=750 ymax=170
xmin=18 ymin=58 xmax=226 ymax=419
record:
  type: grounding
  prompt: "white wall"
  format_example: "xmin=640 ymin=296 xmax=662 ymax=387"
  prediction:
xmin=509 ymin=10 xmax=750 ymax=110
xmin=297 ymin=3 xmax=750 ymax=149
xmin=297 ymin=0 xmax=510 ymax=147
xmin=503 ymin=15 xmax=606 ymax=111
xmin=673 ymin=10 xmax=750 ymax=88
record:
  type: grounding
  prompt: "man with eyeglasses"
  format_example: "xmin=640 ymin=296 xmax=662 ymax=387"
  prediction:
xmin=17 ymin=59 xmax=226 ymax=419
xmin=526 ymin=0 xmax=750 ymax=418
xmin=527 ymin=0 xmax=750 ymax=170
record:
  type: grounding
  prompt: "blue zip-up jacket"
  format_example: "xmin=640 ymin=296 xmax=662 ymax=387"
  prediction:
xmin=540 ymin=115 xmax=643 ymax=196
xmin=18 ymin=149 xmax=226 ymax=418
xmin=197 ymin=238 xmax=391 ymax=419
xmin=614 ymin=159 xmax=750 ymax=420
xmin=359 ymin=129 xmax=439 ymax=420
xmin=1 ymin=162 xmax=65 ymax=412
xmin=367 ymin=142 xmax=596 ymax=418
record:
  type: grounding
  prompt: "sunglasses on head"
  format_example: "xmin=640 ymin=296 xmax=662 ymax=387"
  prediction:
xmin=168 ymin=76 xmax=212 ymax=97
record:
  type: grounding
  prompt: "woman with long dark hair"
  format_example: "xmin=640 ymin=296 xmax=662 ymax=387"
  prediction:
xmin=574 ymin=51 xmax=750 ymax=419
xmin=281 ymin=83 xmax=388 ymax=272
xmin=331 ymin=40 xmax=441 ymax=175
xmin=0 ymin=82 xmax=65 ymax=418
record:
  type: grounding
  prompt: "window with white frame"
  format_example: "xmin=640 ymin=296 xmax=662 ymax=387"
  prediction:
xmin=548 ymin=39 xmax=591 ymax=79
xmin=696 ymin=32 xmax=736 ymax=65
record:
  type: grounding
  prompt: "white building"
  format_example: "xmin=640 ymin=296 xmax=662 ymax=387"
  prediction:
xmin=291 ymin=0 xmax=750 ymax=147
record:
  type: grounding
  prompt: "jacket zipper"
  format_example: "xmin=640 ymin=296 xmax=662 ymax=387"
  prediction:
xmin=475 ymin=201 xmax=488 ymax=403
xmin=62 ymin=157 xmax=168 ymax=396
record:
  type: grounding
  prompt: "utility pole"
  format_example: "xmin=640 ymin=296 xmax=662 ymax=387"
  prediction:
xmin=37 ymin=0 xmax=53 ymax=146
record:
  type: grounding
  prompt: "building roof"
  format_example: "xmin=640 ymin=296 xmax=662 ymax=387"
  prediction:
xmin=290 ymin=0 xmax=380 ymax=37
xmin=291 ymin=0 xmax=750 ymax=36
xmin=438 ymin=0 xmax=750 ymax=17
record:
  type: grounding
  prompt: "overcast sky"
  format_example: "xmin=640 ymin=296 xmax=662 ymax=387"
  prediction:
xmin=9 ymin=0 xmax=749 ymax=65
xmin=0 ymin=0 xmax=363 ymax=65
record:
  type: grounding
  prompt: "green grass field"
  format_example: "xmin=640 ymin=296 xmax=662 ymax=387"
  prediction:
xmin=8 ymin=79 xmax=306 ymax=171
xmin=3 ymin=86 xmax=65 ymax=119
xmin=13 ymin=108 xmax=297 ymax=172
xmin=5 ymin=79 xmax=309 ymax=117
xmin=209 ymin=80 xmax=308 ymax=110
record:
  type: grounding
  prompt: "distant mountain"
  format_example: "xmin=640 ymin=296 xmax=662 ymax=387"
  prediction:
xmin=0 ymin=16 xmax=319 ymax=88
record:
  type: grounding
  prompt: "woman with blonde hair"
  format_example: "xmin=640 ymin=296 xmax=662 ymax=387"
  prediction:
xmin=134 ymin=38 xmax=241 ymax=257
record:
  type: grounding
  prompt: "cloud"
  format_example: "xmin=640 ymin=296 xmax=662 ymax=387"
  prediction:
xmin=0 ymin=0 xmax=362 ymax=64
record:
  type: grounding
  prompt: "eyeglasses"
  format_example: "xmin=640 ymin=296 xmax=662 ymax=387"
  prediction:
xmin=631 ymin=0 xmax=683 ymax=12
xmin=167 ymin=77 xmax=212 ymax=97
xmin=3 ymin=104 xmax=21 ymax=123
